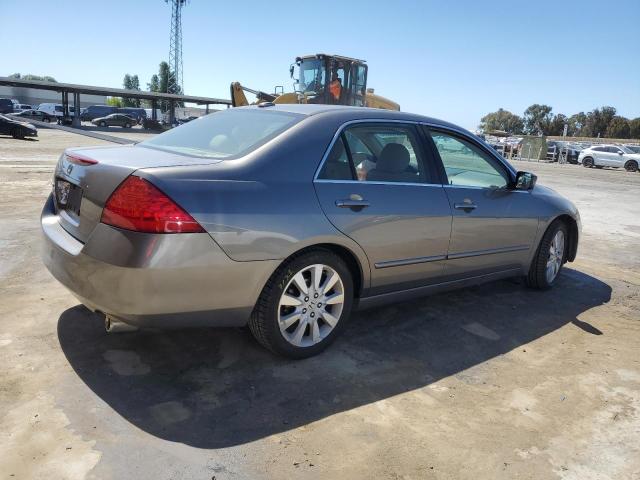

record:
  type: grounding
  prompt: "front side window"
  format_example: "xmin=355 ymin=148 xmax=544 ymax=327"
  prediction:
xmin=318 ymin=123 xmax=430 ymax=184
xmin=140 ymin=109 xmax=302 ymax=159
xmin=430 ymin=131 xmax=508 ymax=189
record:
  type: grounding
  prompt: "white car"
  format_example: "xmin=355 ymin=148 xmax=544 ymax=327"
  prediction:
xmin=578 ymin=145 xmax=640 ymax=172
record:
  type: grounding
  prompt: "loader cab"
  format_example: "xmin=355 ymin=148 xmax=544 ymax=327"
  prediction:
xmin=292 ymin=54 xmax=368 ymax=107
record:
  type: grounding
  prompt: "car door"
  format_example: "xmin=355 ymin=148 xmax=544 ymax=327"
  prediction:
xmin=426 ymin=128 xmax=539 ymax=280
xmin=606 ymin=146 xmax=625 ymax=167
xmin=590 ymin=146 xmax=608 ymax=165
xmin=314 ymin=122 xmax=452 ymax=295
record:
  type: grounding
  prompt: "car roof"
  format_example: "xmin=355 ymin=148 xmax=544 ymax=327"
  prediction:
xmin=239 ymin=104 xmax=463 ymax=131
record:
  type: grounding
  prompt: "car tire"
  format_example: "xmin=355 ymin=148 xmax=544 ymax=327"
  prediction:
xmin=526 ymin=219 xmax=568 ymax=290
xmin=124 ymin=122 xmax=131 ymax=128
xmin=11 ymin=128 xmax=24 ymax=139
xmin=100 ymin=121 xmax=106 ymax=127
xmin=43 ymin=117 xmax=50 ymax=123
xmin=582 ymin=157 xmax=594 ymax=168
xmin=249 ymin=249 xmax=354 ymax=359
xmin=624 ymin=160 xmax=638 ymax=172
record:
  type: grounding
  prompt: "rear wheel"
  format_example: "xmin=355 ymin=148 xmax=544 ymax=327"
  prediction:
xmin=124 ymin=122 xmax=131 ymax=128
xmin=527 ymin=220 xmax=568 ymax=290
xmin=625 ymin=160 xmax=638 ymax=172
xmin=249 ymin=250 xmax=354 ymax=358
xmin=43 ymin=117 xmax=50 ymax=123
xmin=582 ymin=157 xmax=594 ymax=168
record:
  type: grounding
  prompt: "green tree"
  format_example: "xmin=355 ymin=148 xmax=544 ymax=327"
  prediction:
xmin=523 ymin=104 xmax=553 ymax=135
xmin=106 ymin=97 xmax=124 ymax=107
xmin=567 ymin=112 xmax=587 ymax=136
xmin=122 ymin=74 xmax=141 ymax=107
xmin=9 ymin=73 xmax=57 ymax=82
xmin=606 ymin=116 xmax=631 ymax=139
xmin=629 ymin=118 xmax=640 ymax=139
xmin=479 ymin=108 xmax=524 ymax=134
xmin=583 ymin=106 xmax=617 ymax=137
xmin=548 ymin=113 xmax=568 ymax=136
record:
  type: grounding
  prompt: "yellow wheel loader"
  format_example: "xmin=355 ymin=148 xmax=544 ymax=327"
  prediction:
xmin=230 ymin=54 xmax=399 ymax=111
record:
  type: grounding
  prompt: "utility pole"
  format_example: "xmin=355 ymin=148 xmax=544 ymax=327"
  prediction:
xmin=167 ymin=0 xmax=186 ymax=95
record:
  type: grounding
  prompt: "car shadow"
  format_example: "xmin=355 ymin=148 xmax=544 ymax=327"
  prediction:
xmin=57 ymin=267 xmax=610 ymax=448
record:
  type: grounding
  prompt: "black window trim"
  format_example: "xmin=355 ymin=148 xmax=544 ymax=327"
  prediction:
xmin=422 ymin=125 xmax=517 ymax=188
xmin=314 ymin=119 xmax=442 ymax=186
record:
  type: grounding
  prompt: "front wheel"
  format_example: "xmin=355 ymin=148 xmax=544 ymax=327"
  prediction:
xmin=99 ymin=121 xmax=106 ymax=127
xmin=625 ymin=160 xmax=638 ymax=172
xmin=11 ymin=128 xmax=24 ymax=139
xmin=249 ymin=250 xmax=354 ymax=358
xmin=124 ymin=122 xmax=131 ymax=128
xmin=527 ymin=220 xmax=568 ymax=290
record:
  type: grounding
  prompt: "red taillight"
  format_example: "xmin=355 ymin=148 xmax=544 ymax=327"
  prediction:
xmin=66 ymin=153 xmax=98 ymax=165
xmin=100 ymin=176 xmax=205 ymax=234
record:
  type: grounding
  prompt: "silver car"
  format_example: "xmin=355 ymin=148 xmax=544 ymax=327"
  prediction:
xmin=42 ymin=105 xmax=580 ymax=358
xmin=578 ymin=144 xmax=640 ymax=172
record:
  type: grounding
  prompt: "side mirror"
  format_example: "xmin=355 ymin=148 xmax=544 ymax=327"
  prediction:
xmin=515 ymin=171 xmax=537 ymax=191
xmin=618 ymin=151 xmax=624 ymax=155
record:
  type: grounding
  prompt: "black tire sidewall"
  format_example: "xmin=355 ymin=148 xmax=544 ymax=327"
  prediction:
xmin=625 ymin=161 xmax=638 ymax=172
xmin=528 ymin=220 xmax=568 ymax=289
xmin=256 ymin=250 xmax=354 ymax=358
xmin=583 ymin=157 xmax=593 ymax=168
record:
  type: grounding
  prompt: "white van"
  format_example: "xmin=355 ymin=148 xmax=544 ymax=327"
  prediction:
xmin=38 ymin=103 xmax=76 ymax=118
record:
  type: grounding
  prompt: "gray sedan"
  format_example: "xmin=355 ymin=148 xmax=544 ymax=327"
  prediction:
xmin=41 ymin=105 xmax=580 ymax=358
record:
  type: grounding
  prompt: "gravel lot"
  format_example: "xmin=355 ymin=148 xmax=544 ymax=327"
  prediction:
xmin=1 ymin=128 xmax=639 ymax=479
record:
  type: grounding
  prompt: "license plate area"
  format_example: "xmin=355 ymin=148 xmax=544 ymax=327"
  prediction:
xmin=55 ymin=178 xmax=82 ymax=216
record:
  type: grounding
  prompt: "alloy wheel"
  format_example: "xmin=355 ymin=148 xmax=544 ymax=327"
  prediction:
xmin=545 ymin=230 xmax=565 ymax=283
xmin=278 ymin=264 xmax=345 ymax=348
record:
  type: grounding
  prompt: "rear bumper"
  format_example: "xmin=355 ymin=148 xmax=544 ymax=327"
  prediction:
xmin=41 ymin=194 xmax=278 ymax=328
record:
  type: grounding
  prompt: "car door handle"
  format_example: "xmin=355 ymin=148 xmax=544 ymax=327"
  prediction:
xmin=336 ymin=195 xmax=370 ymax=210
xmin=454 ymin=202 xmax=477 ymax=211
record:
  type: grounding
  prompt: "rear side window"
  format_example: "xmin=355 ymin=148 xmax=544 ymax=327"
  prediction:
xmin=140 ymin=109 xmax=302 ymax=159
xmin=318 ymin=123 xmax=432 ymax=184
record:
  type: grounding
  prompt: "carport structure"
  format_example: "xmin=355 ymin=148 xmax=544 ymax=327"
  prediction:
xmin=0 ymin=76 xmax=232 ymax=126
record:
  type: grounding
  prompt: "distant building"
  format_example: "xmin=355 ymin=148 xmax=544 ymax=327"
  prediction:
xmin=0 ymin=86 xmax=106 ymax=108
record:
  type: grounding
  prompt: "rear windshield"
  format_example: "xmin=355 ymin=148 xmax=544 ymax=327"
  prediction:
xmin=139 ymin=109 xmax=303 ymax=159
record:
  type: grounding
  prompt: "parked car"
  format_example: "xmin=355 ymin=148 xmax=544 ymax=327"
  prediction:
xmin=623 ymin=144 xmax=640 ymax=154
xmin=41 ymin=105 xmax=580 ymax=358
xmin=0 ymin=114 xmax=37 ymax=139
xmin=0 ymin=98 xmax=16 ymax=114
xmin=578 ymin=145 xmax=640 ymax=172
xmin=37 ymin=103 xmax=75 ymax=119
xmin=11 ymin=109 xmax=54 ymax=123
xmin=117 ymin=107 xmax=146 ymax=124
xmin=547 ymin=141 xmax=581 ymax=164
xmin=80 ymin=105 xmax=118 ymax=122
xmin=12 ymin=103 xmax=33 ymax=113
xmin=91 ymin=113 xmax=135 ymax=128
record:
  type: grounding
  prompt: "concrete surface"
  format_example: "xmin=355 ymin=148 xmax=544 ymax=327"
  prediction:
xmin=1 ymin=129 xmax=639 ymax=479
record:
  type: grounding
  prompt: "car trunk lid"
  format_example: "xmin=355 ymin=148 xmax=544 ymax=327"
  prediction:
xmin=54 ymin=144 xmax=221 ymax=243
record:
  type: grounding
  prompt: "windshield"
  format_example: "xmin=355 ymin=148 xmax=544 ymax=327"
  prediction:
xmin=625 ymin=145 xmax=640 ymax=153
xmin=620 ymin=146 xmax=634 ymax=154
xmin=139 ymin=109 xmax=303 ymax=159
xmin=297 ymin=58 xmax=326 ymax=95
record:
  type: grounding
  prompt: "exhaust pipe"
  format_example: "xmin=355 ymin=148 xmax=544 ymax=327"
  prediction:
xmin=104 ymin=315 xmax=138 ymax=333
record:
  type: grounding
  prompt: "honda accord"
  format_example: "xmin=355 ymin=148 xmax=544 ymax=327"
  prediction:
xmin=42 ymin=105 xmax=580 ymax=358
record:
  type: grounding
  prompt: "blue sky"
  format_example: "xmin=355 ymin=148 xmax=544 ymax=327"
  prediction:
xmin=1 ymin=0 xmax=639 ymax=130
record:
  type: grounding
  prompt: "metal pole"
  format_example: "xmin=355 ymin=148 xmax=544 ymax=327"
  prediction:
xmin=73 ymin=92 xmax=80 ymax=127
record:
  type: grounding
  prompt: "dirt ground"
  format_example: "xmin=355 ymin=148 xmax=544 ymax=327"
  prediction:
xmin=1 ymin=129 xmax=639 ymax=480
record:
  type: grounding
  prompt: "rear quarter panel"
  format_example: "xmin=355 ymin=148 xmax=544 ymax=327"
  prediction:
xmin=138 ymin=113 xmax=373 ymax=287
